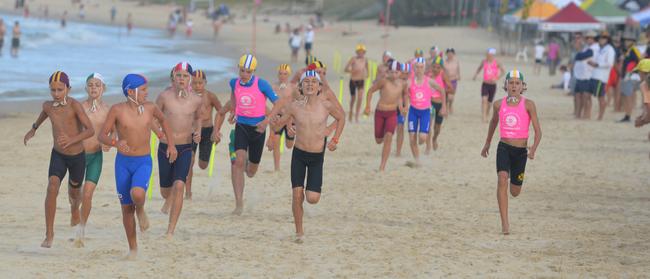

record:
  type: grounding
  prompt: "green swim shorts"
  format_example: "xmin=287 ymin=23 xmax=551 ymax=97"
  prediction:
xmin=84 ymin=151 xmax=103 ymax=184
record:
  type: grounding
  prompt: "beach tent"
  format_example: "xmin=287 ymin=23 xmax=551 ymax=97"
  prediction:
xmin=509 ymin=0 xmax=560 ymax=22
xmin=629 ymin=6 xmax=650 ymax=26
xmin=581 ymin=0 xmax=629 ymax=24
xmin=547 ymin=0 xmax=583 ymax=8
xmin=539 ymin=2 xmax=604 ymax=31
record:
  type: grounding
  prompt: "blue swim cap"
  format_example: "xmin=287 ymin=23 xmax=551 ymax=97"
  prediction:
xmin=122 ymin=74 xmax=147 ymax=96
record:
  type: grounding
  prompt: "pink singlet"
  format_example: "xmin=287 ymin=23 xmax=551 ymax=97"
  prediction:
xmin=409 ymin=75 xmax=434 ymax=110
xmin=499 ymin=96 xmax=530 ymax=139
xmin=234 ymin=77 xmax=266 ymax=118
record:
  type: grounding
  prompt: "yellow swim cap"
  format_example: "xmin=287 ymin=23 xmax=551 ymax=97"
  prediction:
xmin=356 ymin=44 xmax=366 ymax=52
xmin=278 ymin=63 xmax=292 ymax=74
xmin=238 ymin=54 xmax=258 ymax=71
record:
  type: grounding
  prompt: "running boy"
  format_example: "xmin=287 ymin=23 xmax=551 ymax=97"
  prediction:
xmin=267 ymin=63 xmax=297 ymax=171
xmin=75 ymin=73 xmax=111 ymax=247
xmin=481 ymin=70 xmax=542 ymax=235
xmin=271 ymin=70 xmax=345 ymax=243
xmin=99 ymin=73 xmax=177 ymax=259
xmin=24 ymin=71 xmax=95 ymax=248
xmin=344 ymin=44 xmax=369 ymax=122
xmin=155 ymin=62 xmax=203 ymax=239
xmin=395 ymin=62 xmax=411 ymax=157
xmin=364 ymin=60 xmax=406 ymax=171
xmin=186 ymin=69 xmax=222 ymax=200
xmin=425 ymin=56 xmax=452 ymax=153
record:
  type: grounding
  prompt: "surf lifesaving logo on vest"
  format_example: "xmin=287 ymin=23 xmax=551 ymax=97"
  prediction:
xmin=415 ymin=91 xmax=424 ymax=99
xmin=503 ymin=112 xmax=520 ymax=128
xmin=239 ymin=95 xmax=253 ymax=106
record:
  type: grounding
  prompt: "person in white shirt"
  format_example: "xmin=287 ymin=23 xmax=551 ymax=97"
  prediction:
xmin=304 ymin=25 xmax=314 ymax=57
xmin=534 ymin=40 xmax=545 ymax=75
xmin=588 ymin=31 xmax=616 ymax=120
xmin=289 ymin=28 xmax=302 ymax=63
xmin=574 ymin=31 xmax=597 ymax=119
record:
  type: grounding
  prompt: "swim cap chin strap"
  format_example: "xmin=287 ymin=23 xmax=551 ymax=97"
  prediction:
xmin=127 ymin=88 xmax=145 ymax=115
xmin=90 ymin=99 xmax=99 ymax=112
xmin=53 ymin=96 xmax=68 ymax=107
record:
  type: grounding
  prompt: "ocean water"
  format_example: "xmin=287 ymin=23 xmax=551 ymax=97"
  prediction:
xmin=0 ymin=13 xmax=233 ymax=101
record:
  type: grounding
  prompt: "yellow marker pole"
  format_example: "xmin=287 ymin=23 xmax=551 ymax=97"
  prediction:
xmin=207 ymin=142 xmax=217 ymax=177
xmin=147 ymin=132 xmax=157 ymax=200
xmin=338 ymin=76 xmax=344 ymax=104
xmin=279 ymin=133 xmax=285 ymax=155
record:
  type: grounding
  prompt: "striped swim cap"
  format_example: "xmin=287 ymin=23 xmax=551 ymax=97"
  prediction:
xmin=173 ymin=61 xmax=194 ymax=75
xmin=415 ymin=57 xmax=426 ymax=65
xmin=505 ymin=69 xmax=524 ymax=82
xmin=49 ymin=71 xmax=70 ymax=88
xmin=122 ymin=74 xmax=148 ymax=96
xmin=238 ymin=54 xmax=257 ymax=70
xmin=487 ymin=48 xmax=497 ymax=55
xmin=300 ymin=70 xmax=321 ymax=83
xmin=86 ymin=72 xmax=105 ymax=84
xmin=389 ymin=60 xmax=400 ymax=71
xmin=433 ymin=56 xmax=444 ymax=66
xmin=278 ymin=64 xmax=292 ymax=74
xmin=402 ymin=62 xmax=411 ymax=73
xmin=193 ymin=69 xmax=207 ymax=80
xmin=414 ymin=48 xmax=424 ymax=56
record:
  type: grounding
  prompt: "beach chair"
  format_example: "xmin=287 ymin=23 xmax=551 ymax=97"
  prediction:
xmin=515 ymin=46 xmax=528 ymax=63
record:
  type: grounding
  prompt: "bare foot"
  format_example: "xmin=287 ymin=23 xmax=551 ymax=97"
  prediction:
xmin=123 ymin=250 xmax=137 ymax=261
xmin=73 ymin=238 xmax=85 ymax=248
xmin=424 ymin=148 xmax=431 ymax=155
xmin=164 ymin=232 xmax=174 ymax=241
xmin=137 ymin=210 xmax=149 ymax=233
xmin=294 ymin=234 xmax=304 ymax=244
xmin=232 ymin=206 xmax=243 ymax=216
xmin=184 ymin=192 xmax=192 ymax=200
xmin=70 ymin=213 xmax=80 ymax=227
xmin=432 ymin=141 xmax=439 ymax=151
xmin=405 ymin=161 xmax=420 ymax=168
xmin=502 ymin=224 xmax=510 ymax=235
xmin=41 ymin=237 xmax=53 ymax=248
xmin=161 ymin=200 xmax=171 ymax=215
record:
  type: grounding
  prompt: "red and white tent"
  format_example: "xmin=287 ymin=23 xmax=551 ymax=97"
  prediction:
xmin=539 ymin=2 xmax=604 ymax=32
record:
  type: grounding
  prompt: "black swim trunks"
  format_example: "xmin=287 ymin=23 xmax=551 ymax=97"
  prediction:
xmin=291 ymin=147 xmax=325 ymax=193
xmin=234 ymin=123 xmax=266 ymax=164
xmin=48 ymin=149 xmax=86 ymax=188
xmin=11 ymin=38 xmax=19 ymax=48
xmin=496 ymin=141 xmax=528 ymax=186
xmin=274 ymin=125 xmax=296 ymax=140
xmin=431 ymin=102 xmax=445 ymax=125
xmin=481 ymin=82 xmax=497 ymax=102
xmin=158 ymin=143 xmax=194 ymax=187
xmin=349 ymin=79 xmax=365 ymax=96
xmin=198 ymin=126 xmax=214 ymax=162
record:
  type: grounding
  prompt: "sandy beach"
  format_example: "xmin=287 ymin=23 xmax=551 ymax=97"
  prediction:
xmin=1 ymin=0 xmax=649 ymax=278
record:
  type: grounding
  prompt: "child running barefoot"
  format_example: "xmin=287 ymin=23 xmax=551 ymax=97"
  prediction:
xmin=75 ymin=73 xmax=112 ymax=247
xmin=267 ymin=64 xmax=297 ymax=171
xmin=24 ymin=71 xmax=95 ymax=248
xmin=395 ymin=62 xmax=411 ymax=157
xmin=345 ymin=44 xmax=369 ymax=122
xmin=364 ymin=60 xmax=406 ymax=171
xmin=481 ymin=70 xmax=542 ymax=235
xmin=99 ymin=74 xmax=177 ymax=259
xmin=271 ymin=70 xmax=345 ymax=243
xmin=405 ymin=57 xmax=445 ymax=167
xmin=187 ymin=69 xmax=222 ymax=200
xmin=425 ymin=56 xmax=452 ymax=154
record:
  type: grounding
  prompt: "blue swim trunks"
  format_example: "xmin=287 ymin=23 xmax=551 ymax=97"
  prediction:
xmin=407 ymin=106 xmax=431 ymax=133
xmin=115 ymin=153 xmax=152 ymax=205
xmin=397 ymin=108 xmax=405 ymax=125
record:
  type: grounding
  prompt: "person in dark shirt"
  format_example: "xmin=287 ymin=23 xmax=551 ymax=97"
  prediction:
xmin=620 ymin=33 xmax=641 ymax=122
